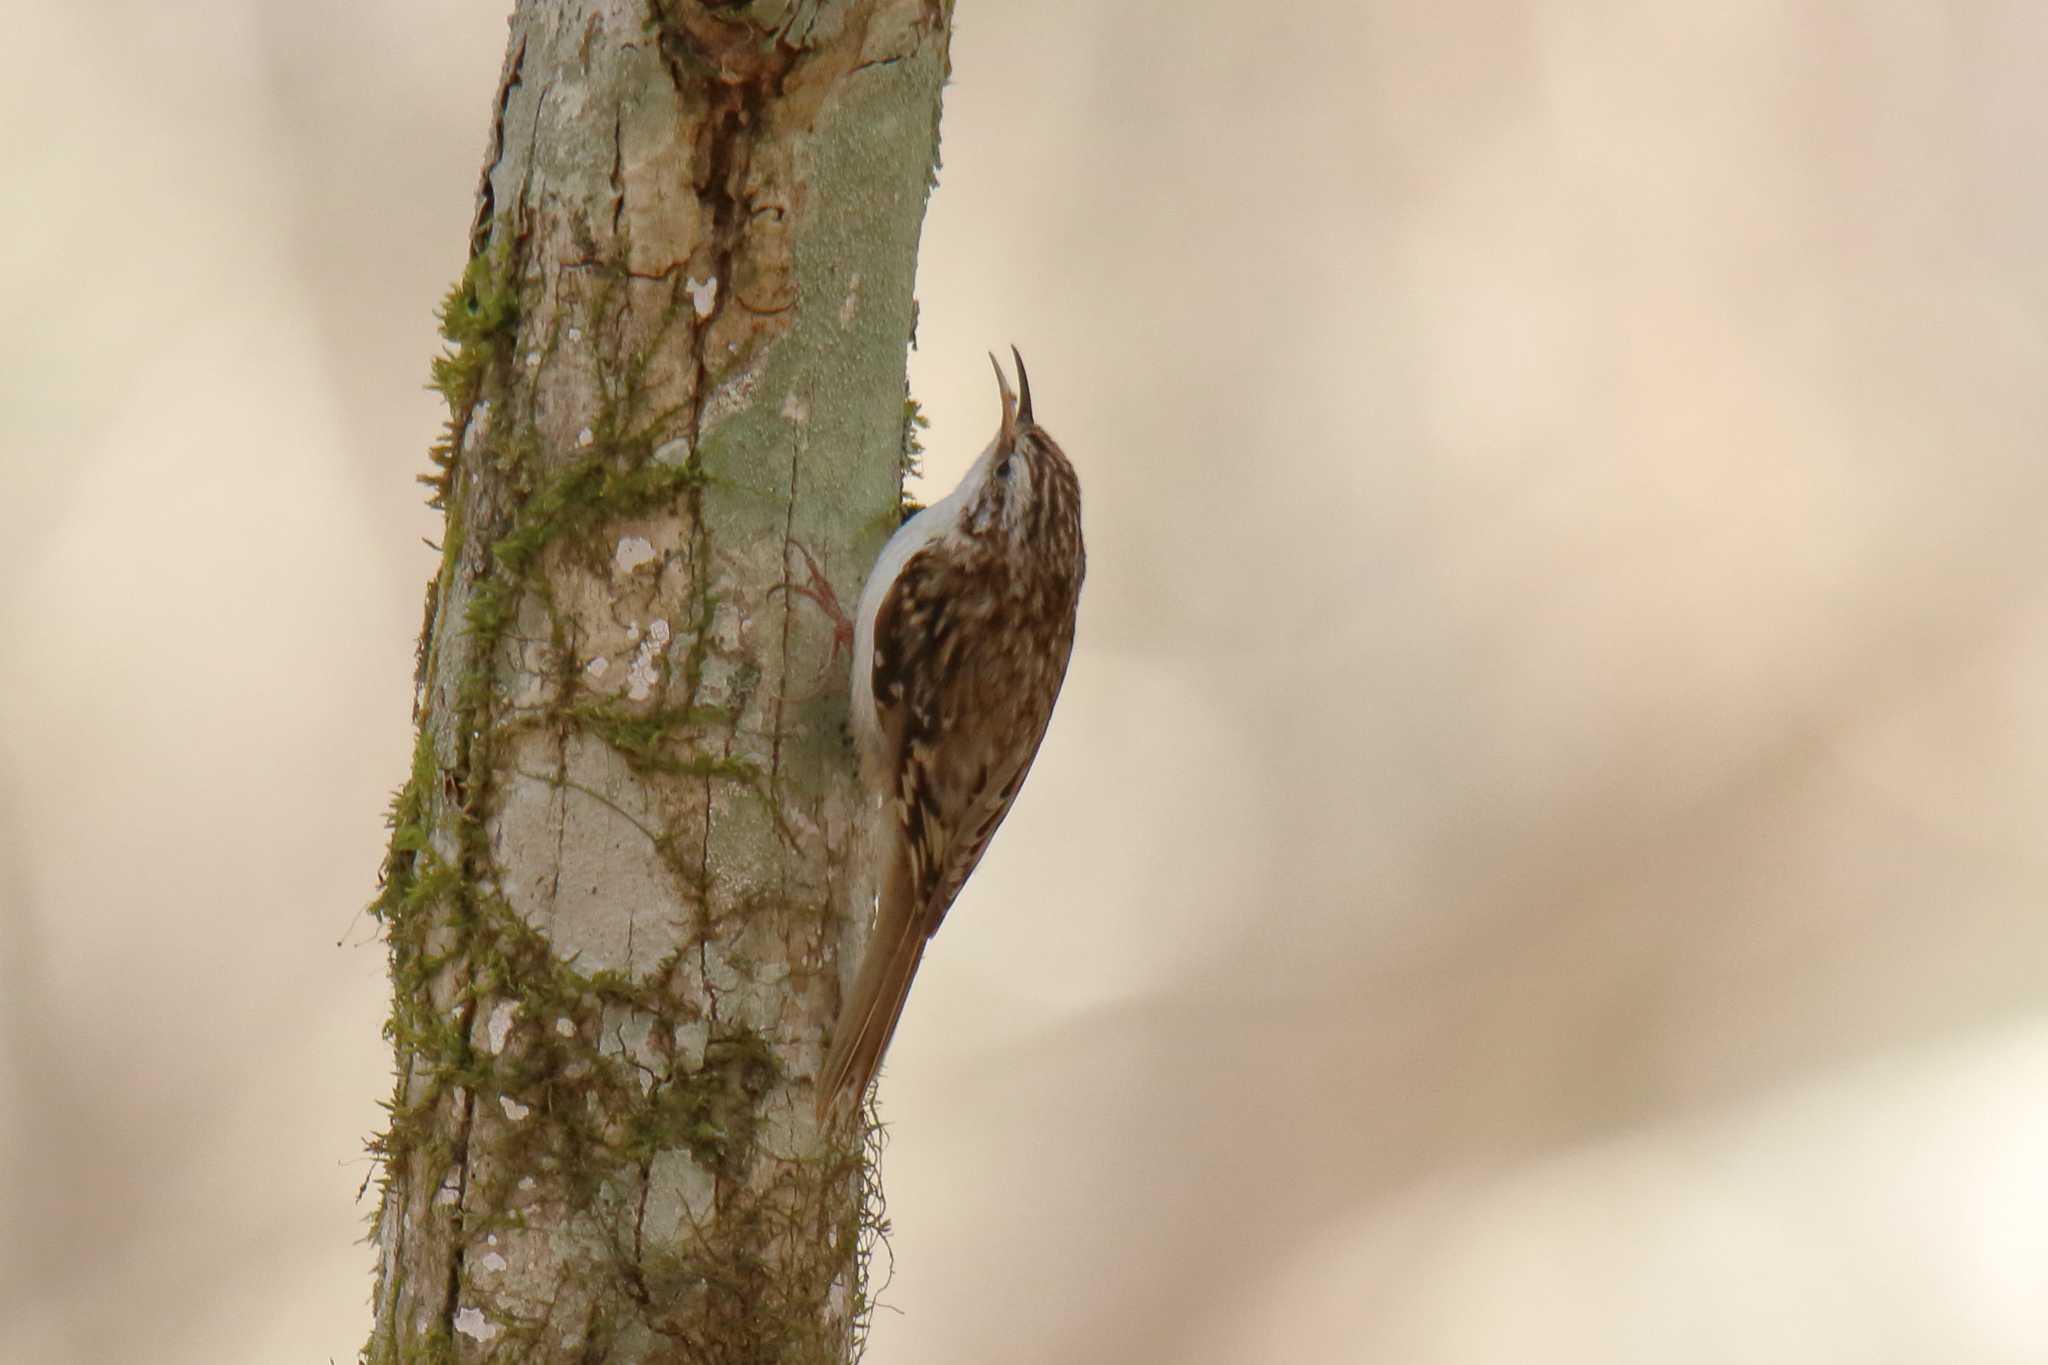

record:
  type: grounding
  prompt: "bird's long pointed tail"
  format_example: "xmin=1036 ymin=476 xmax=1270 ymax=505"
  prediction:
xmin=816 ymin=847 xmax=925 ymax=1120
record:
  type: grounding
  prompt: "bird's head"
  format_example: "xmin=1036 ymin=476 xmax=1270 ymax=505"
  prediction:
xmin=964 ymin=347 xmax=1078 ymax=550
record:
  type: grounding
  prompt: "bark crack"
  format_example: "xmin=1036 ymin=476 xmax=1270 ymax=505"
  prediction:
xmin=549 ymin=724 xmax=569 ymax=907
xmin=515 ymin=75 xmax=552 ymax=235
xmin=470 ymin=32 xmax=528 ymax=256
xmin=608 ymin=106 xmax=625 ymax=239
xmin=770 ymin=415 xmax=808 ymax=788
xmin=440 ymin=1054 xmax=478 ymax=1334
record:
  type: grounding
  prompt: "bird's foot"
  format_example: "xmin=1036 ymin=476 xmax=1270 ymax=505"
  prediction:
xmin=769 ymin=539 xmax=855 ymax=704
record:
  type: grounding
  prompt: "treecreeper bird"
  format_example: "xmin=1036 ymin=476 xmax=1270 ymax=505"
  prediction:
xmin=815 ymin=349 xmax=1086 ymax=1120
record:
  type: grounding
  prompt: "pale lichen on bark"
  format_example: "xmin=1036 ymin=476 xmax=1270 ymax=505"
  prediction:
xmin=366 ymin=2 xmax=949 ymax=1360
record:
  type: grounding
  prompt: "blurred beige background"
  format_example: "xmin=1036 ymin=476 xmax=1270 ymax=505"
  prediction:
xmin=5 ymin=2 xmax=2047 ymax=1361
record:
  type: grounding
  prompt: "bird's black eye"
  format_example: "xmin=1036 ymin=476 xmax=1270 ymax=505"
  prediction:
xmin=996 ymin=458 xmax=1013 ymax=479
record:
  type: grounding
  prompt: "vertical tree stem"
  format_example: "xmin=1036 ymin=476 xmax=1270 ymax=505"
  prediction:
xmin=365 ymin=3 xmax=949 ymax=1359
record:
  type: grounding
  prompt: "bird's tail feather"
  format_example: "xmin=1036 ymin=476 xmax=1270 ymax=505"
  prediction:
xmin=816 ymin=847 xmax=926 ymax=1119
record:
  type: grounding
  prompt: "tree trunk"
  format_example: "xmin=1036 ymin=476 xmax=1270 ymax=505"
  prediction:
xmin=364 ymin=3 xmax=949 ymax=1359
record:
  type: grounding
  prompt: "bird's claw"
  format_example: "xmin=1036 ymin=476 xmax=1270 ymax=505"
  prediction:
xmin=769 ymin=540 xmax=855 ymax=704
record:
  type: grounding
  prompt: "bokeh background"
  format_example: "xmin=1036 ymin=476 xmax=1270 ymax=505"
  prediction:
xmin=5 ymin=2 xmax=2048 ymax=1360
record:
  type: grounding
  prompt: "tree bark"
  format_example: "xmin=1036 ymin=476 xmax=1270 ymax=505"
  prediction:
xmin=364 ymin=3 xmax=949 ymax=1359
